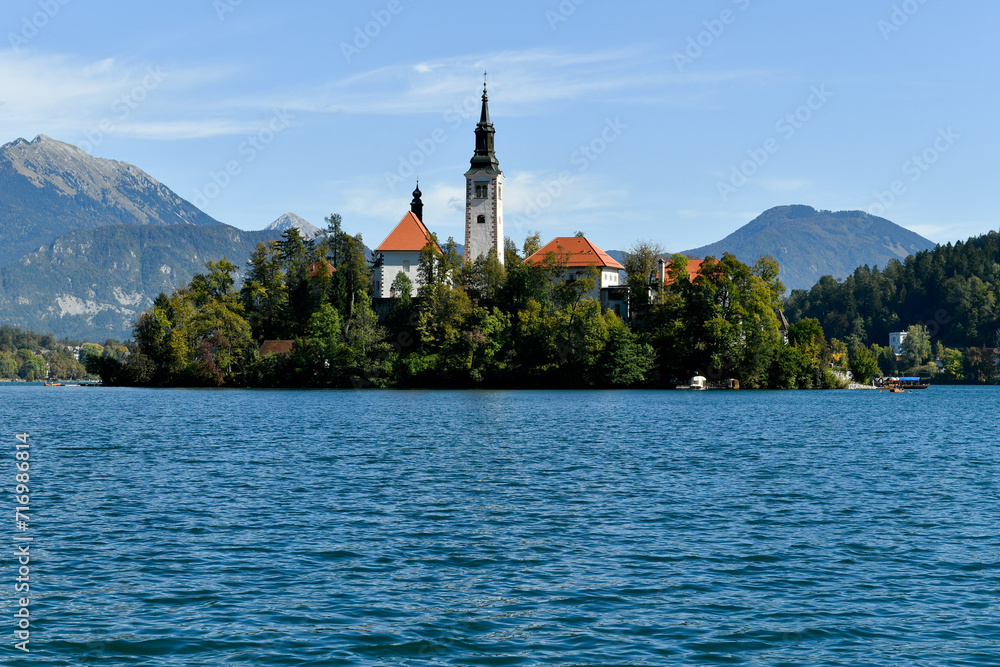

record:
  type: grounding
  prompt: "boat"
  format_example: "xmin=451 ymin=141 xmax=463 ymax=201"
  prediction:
xmin=889 ymin=387 xmax=905 ymax=393
xmin=43 ymin=382 xmax=63 ymax=387
xmin=677 ymin=375 xmax=707 ymax=391
xmin=885 ymin=376 xmax=930 ymax=390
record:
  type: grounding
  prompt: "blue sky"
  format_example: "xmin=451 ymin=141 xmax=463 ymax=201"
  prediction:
xmin=1 ymin=0 xmax=996 ymax=253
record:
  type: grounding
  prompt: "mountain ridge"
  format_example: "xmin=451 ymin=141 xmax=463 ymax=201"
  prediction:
xmin=0 ymin=134 xmax=221 ymax=266
xmin=680 ymin=205 xmax=937 ymax=291
xmin=0 ymin=223 xmax=280 ymax=340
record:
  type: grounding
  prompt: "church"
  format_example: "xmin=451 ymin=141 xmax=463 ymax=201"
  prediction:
xmin=375 ymin=80 xmax=623 ymax=314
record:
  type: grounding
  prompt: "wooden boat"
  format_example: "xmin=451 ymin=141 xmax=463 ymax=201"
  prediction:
xmin=886 ymin=377 xmax=930 ymax=390
xmin=707 ymin=379 xmax=740 ymax=390
xmin=43 ymin=382 xmax=63 ymax=387
xmin=889 ymin=387 xmax=905 ymax=393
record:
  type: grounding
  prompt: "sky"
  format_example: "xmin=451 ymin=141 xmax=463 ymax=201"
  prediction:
xmin=0 ymin=0 xmax=997 ymax=254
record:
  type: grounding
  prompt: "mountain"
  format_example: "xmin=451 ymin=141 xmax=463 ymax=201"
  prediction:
xmin=681 ymin=205 xmax=937 ymax=291
xmin=0 ymin=135 xmax=221 ymax=266
xmin=265 ymin=212 xmax=322 ymax=239
xmin=0 ymin=224 xmax=280 ymax=340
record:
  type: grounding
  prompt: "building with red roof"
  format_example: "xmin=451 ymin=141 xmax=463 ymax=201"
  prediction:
xmin=524 ymin=236 xmax=630 ymax=319
xmin=657 ymin=257 xmax=710 ymax=286
xmin=375 ymin=184 xmax=440 ymax=298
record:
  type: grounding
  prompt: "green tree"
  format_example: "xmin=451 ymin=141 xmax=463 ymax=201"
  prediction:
xmin=623 ymin=240 xmax=664 ymax=310
xmin=963 ymin=346 xmax=996 ymax=384
xmin=241 ymin=242 xmax=288 ymax=340
xmin=942 ymin=348 xmax=965 ymax=381
xmin=0 ymin=352 xmax=17 ymax=378
xmin=461 ymin=248 xmax=506 ymax=307
xmin=18 ymin=350 xmax=46 ymax=381
xmin=305 ymin=302 xmax=346 ymax=382
xmin=343 ymin=293 xmax=393 ymax=387
xmin=849 ymin=344 xmax=880 ymax=384
xmin=874 ymin=344 xmax=898 ymax=376
xmin=900 ymin=324 xmax=932 ymax=370
xmin=601 ymin=312 xmax=656 ymax=387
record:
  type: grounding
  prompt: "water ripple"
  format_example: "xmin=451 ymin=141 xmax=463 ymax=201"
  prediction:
xmin=1 ymin=386 xmax=999 ymax=665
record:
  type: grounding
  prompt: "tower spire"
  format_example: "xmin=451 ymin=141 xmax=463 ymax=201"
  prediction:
xmin=464 ymin=78 xmax=504 ymax=266
xmin=469 ymin=75 xmax=499 ymax=174
xmin=410 ymin=180 xmax=423 ymax=222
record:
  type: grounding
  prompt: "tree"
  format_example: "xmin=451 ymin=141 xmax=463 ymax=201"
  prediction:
xmin=623 ymin=240 xmax=664 ymax=310
xmin=390 ymin=272 xmax=413 ymax=300
xmin=963 ymin=346 xmax=996 ymax=384
xmin=461 ymin=248 xmax=506 ymax=307
xmin=849 ymin=345 xmax=880 ymax=384
xmin=900 ymin=324 xmax=932 ymax=370
xmin=942 ymin=348 xmax=965 ymax=381
xmin=875 ymin=344 xmax=898 ymax=376
xmin=601 ymin=313 xmax=656 ymax=387
xmin=241 ymin=242 xmax=288 ymax=340
xmin=343 ymin=293 xmax=393 ymax=387
xmin=17 ymin=350 xmax=46 ymax=381
xmin=0 ymin=352 xmax=17 ymax=378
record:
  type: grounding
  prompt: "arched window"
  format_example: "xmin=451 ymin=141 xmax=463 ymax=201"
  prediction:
xmin=477 ymin=215 xmax=486 ymax=224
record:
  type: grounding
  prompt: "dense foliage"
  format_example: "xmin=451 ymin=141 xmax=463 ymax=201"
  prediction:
xmin=785 ymin=230 xmax=1000 ymax=383
xmin=0 ymin=325 xmax=108 ymax=381
xmin=104 ymin=219 xmax=821 ymax=389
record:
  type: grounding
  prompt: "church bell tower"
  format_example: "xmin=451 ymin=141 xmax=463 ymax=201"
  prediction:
xmin=465 ymin=78 xmax=504 ymax=265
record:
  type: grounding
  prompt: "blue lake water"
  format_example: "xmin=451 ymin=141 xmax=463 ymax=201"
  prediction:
xmin=1 ymin=386 xmax=999 ymax=665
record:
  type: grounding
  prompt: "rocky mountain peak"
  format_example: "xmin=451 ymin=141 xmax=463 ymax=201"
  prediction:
xmin=0 ymin=134 xmax=222 ymax=267
xmin=265 ymin=212 xmax=322 ymax=239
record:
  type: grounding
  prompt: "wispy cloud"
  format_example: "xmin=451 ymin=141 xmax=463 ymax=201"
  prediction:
xmin=315 ymin=48 xmax=782 ymax=116
xmin=0 ymin=50 xmax=260 ymax=142
xmin=0 ymin=46 xmax=782 ymax=145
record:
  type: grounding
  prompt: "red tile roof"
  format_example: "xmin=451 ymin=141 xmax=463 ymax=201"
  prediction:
xmin=663 ymin=258 xmax=709 ymax=285
xmin=523 ymin=236 xmax=624 ymax=270
xmin=376 ymin=211 xmax=440 ymax=253
xmin=308 ymin=262 xmax=335 ymax=278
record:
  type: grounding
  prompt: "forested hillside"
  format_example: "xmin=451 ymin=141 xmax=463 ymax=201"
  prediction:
xmin=785 ymin=230 xmax=1000 ymax=349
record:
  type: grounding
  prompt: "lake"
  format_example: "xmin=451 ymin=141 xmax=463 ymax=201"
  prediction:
xmin=1 ymin=386 xmax=999 ymax=665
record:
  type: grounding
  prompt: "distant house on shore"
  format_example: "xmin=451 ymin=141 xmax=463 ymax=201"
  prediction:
xmin=375 ymin=184 xmax=440 ymax=299
xmin=524 ymin=236 xmax=629 ymax=319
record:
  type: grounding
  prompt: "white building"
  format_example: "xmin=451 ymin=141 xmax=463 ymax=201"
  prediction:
xmin=524 ymin=236 xmax=629 ymax=319
xmin=375 ymin=185 xmax=439 ymax=298
xmin=464 ymin=81 xmax=504 ymax=266
xmin=889 ymin=331 xmax=909 ymax=356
